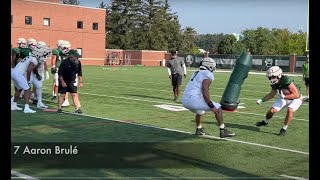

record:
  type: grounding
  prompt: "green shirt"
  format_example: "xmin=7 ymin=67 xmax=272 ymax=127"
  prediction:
xmin=12 ymin=47 xmax=31 ymax=66
xmin=19 ymin=48 xmax=31 ymax=59
xmin=270 ymin=75 xmax=301 ymax=98
xmin=302 ymin=62 xmax=309 ymax=78
xmin=52 ymin=49 xmax=62 ymax=68
xmin=12 ymin=47 xmax=20 ymax=66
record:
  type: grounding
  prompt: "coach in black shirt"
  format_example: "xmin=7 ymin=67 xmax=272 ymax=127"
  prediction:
xmin=57 ymin=50 xmax=83 ymax=114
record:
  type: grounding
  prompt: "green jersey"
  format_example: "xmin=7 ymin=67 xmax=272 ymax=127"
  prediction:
xmin=12 ymin=47 xmax=20 ymax=66
xmin=19 ymin=48 xmax=31 ymax=59
xmin=59 ymin=51 xmax=69 ymax=61
xmin=302 ymin=62 xmax=309 ymax=78
xmin=52 ymin=48 xmax=62 ymax=68
xmin=270 ymin=75 xmax=301 ymax=98
xmin=12 ymin=47 xmax=31 ymax=66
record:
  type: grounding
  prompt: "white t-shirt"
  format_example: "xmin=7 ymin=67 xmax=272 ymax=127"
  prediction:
xmin=14 ymin=56 xmax=38 ymax=75
xmin=183 ymin=69 xmax=214 ymax=98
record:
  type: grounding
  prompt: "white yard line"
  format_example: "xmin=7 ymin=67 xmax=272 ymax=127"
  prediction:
xmin=280 ymin=174 xmax=308 ymax=180
xmin=11 ymin=170 xmax=39 ymax=180
xmin=78 ymin=92 xmax=309 ymax=122
xmin=50 ymin=110 xmax=308 ymax=156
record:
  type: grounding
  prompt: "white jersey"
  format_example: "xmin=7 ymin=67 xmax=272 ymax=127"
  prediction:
xmin=183 ymin=69 xmax=214 ymax=98
xmin=13 ymin=56 xmax=38 ymax=75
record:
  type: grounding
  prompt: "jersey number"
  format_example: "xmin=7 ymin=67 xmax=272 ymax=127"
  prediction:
xmin=191 ymin=71 xmax=199 ymax=81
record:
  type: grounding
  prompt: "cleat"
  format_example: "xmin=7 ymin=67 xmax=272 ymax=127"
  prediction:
xmin=11 ymin=105 xmax=23 ymax=111
xmin=56 ymin=109 xmax=63 ymax=114
xmin=37 ymin=103 xmax=48 ymax=109
xmin=173 ymin=96 xmax=177 ymax=101
xmin=279 ymin=128 xmax=286 ymax=136
xmin=255 ymin=120 xmax=268 ymax=127
xmin=74 ymin=109 xmax=83 ymax=114
xmin=195 ymin=128 xmax=207 ymax=135
xmin=51 ymin=96 xmax=57 ymax=100
xmin=62 ymin=100 xmax=70 ymax=107
xmin=23 ymin=108 xmax=36 ymax=113
xmin=33 ymin=100 xmax=38 ymax=105
xmin=220 ymin=128 xmax=235 ymax=138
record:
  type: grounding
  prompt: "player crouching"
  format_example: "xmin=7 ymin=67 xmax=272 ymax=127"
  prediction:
xmin=255 ymin=66 xmax=303 ymax=136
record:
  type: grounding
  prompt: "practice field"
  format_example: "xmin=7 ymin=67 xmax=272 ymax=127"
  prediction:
xmin=11 ymin=66 xmax=309 ymax=179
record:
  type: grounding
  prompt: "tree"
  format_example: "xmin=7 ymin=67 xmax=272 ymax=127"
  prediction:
xmin=217 ymin=35 xmax=237 ymax=54
xmin=98 ymin=1 xmax=107 ymax=8
xmin=61 ymin=0 xmax=80 ymax=5
xmin=180 ymin=27 xmax=198 ymax=53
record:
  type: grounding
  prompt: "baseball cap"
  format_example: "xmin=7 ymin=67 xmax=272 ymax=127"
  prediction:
xmin=69 ymin=49 xmax=80 ymax=57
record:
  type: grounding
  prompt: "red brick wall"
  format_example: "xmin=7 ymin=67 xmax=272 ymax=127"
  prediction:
xmin=141 ymin=50 xmax=166 ymax=66
xmin=11 ymin=0 xmax=106 ymax=66
xmin=105 ymin=49 xmax=170 ymax=66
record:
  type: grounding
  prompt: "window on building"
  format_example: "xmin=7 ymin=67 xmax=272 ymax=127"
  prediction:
xmin=76 ymin=48 xmax=82 ymax=58
xmin=77 ymin=21 xmax=83 ymax=29
xmin=25 ymin=16 xmax=32 ymax=25
xmin=43 ymin=18 xmax=50 ymax=26
xmin=93 ymin=22 xmax=98 ymax=30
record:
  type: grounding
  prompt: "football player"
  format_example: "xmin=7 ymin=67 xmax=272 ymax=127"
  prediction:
xmin=18 ymin=38 xmax=37 ymax=99
xmin=11 ymin=38 xmax=28 ymax=105
xmin=11 ymin=38 xmax=27 ymax=68
xmin=30 ymin=41 xmax=51 ymax=108
xmin=182 ymin=58 xmax=235 ymax=138
xmin=255 ymin=66 xmax=303 ymax=136
xmin=51 ymin=40 xmax=65 ymax=101
xmin=11 ymin=44 xmax=51 ymax=113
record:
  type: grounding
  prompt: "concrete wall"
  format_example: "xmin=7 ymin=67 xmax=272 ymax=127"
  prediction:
xmin=11 ymin=0 xmax=106 ymax=65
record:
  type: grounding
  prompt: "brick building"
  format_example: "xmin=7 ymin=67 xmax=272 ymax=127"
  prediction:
xmin=11 ymin=0 xmax=106 ymax=65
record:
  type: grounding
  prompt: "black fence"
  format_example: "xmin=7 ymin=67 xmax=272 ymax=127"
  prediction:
xmin=178 ymin=54 xmax=307 ymax=73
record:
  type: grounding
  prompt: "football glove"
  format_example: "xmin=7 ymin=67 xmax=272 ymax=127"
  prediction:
xmin=256 ymin=99 xmax=263 ymax=105
xmin=51 ymin=67 xmax=57 ymax=74
xmin=36 ymin=74 xmax=42 ymax=81
xmin=28 ymin=82 xmax=33 ymax=89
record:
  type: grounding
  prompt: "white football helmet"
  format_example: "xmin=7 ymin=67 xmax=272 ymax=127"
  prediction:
xmin=27 ymin=38 xmax=37 ymax=50
xmin=37 ymin=41 xmax=46 ymax=46
xmin=61 ymin=40 xmax=71 ymax=54
xmin=17 ymin=38 xmax=27 ymax=48
xmin=57 ymin=40 xmax=65 ymax=49
xmin=199 ymin=57 xmax=216 ymax=72
xmin=31 ymin=44 xmax=52 ymax=63
xmin=266 ymin=66 xmax=283 ymax=85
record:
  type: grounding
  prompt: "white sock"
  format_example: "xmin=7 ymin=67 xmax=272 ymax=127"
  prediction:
xmin=282 ymin=125 xmax=288 ymax=130
xmin=24 ymin=104 xmax=30 ymax=109
xmin=36 ymin=87 xmax=42 ymax=104
xmin=264 ymin=119 xmax=270 ymax=123
xmin=197 ymin=125 xmax=202 ymax=129
xmin=12 ymin=102 xmax=17 ymax=106
xmin=219 ymin=124 xmax=225 ymax=129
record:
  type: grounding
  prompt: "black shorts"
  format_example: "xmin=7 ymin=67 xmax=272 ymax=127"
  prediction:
xmin=171 ymin=74 xmax=182 ymax=86
xmin=304 ymin=78 xmax=309 ymax=86
xmin=58 ymin=83 xmax=78 ymax=94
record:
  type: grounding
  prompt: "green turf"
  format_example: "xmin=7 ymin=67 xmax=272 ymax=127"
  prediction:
xmin=11 ymin=66 xmax=309 ymax=179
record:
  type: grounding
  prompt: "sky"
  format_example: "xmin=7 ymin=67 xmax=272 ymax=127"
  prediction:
xmin=78 ymin=0 xmax=308 ymax=35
